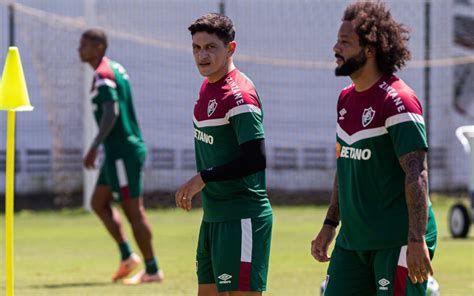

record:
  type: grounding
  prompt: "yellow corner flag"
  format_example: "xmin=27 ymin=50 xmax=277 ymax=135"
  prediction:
xmin=0 ymin=46 xmax=33 ymax=296
xmin=0 ymin=47 xmax=33 ymax=111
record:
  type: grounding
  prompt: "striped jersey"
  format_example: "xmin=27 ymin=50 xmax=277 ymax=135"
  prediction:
xmin=193 ymin=68 xmax=272 ymax=222
xmin=90 ymin=57 xmax=146 ymax=159
xmin=335 ymin=74 xmax=437 ymax=250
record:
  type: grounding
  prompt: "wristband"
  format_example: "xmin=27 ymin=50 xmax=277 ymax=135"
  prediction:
xmin=324 ymin=218 xmax=339 ymax=228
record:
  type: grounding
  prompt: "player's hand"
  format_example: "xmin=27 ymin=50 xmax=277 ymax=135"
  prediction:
xmin=406 ymin=241 xmax=433 ymax=284
xmin=83 ymin=147 xmax=98 ymax=169
xmin=311 ymin=225 xmax=336 ymax=262
xmin=175 ymin=174 xmax=205 ymax=211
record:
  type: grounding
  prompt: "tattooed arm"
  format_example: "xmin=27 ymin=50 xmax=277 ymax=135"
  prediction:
xmin=399 ymin=150 xmax=433 ymax=284
xmin=311 ymin=174 xmax=339 ymax=262
xmin=399 ymin=150 xmax=429 ymax=243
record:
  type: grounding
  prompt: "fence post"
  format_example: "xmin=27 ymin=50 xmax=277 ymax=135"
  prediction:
xmin=219 ymin=0 xmax=225 ymax=15
xmin=8 ymin=3 xmax=15 ymax=46
xmin=83 ymin=0 xmax=97 ymax=212
xmin=424 ymin=0 xmax=431 ymax=191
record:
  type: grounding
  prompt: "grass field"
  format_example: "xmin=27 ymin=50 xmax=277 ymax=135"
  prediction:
xmin=0 ymin=196 xmax=472 ymax=295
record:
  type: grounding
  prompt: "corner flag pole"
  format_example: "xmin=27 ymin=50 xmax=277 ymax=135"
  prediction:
xmin=0 ymin=47 xmax=34 ymax=296
xmin=5 ymin=111 xmax=15 ymax=296
xmin=83 ymin=0 xmax=97 ymax=212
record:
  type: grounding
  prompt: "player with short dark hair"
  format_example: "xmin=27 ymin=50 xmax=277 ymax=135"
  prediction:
xmin=78 ymin=28 xmax=163 ymax=285
xmin=176 ymin=13 xmax=273 ymax=296
xmin=311 ymin=2 xmax=437 ymax=295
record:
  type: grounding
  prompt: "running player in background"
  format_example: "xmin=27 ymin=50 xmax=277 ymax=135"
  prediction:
xmin=310 ymin=2 xmax=437 ymax=295
xmin=175 ymin=13 xmax=273 ymax=296
xmin=78 ymin=28 xmax=163 ymax=285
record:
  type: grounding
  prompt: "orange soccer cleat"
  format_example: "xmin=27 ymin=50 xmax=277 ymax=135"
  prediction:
xmin=122 ymin=270 xmax=165 ymax=285
xmin=111 ymin=253 xmax=141 ymax=282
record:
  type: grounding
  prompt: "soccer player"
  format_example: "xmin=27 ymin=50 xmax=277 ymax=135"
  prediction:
xmin=310 ymin=2 xmax=437 ymax=295
xmin=78 ymin=28 xmax=163 ymax=284
xmin=175 ymin=13 xmax=273 ymax=296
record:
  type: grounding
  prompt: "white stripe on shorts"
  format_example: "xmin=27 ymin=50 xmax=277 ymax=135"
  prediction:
xmin=115 ymin=159 xmax=128 ymax=187
xmin=397 ymin=245 xmax=408 ymax=268
xmin=241 ymin=218 xmax=253 ymax=263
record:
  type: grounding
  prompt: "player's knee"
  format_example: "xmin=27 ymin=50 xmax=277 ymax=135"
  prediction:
xmin=198 ymin=284 xmax=219 ymax=296
xmin=90 ymin=199 xmax=106 ymax=214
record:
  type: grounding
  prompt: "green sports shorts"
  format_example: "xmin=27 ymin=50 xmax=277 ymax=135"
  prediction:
xmin=97 ymin=150 xmax=146 ymax=202
xmin=324 ymin=238 xmax=437 ymax=296
xmin=196 ymin=214 xmax=272 ymax=292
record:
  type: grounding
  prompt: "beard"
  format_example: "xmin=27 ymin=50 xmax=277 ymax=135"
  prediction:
xmin=335 ymin=49 xmax=367 ymax=76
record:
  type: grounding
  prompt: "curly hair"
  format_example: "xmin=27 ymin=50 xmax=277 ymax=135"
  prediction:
xmin=343 ymin=1 xmax=411 ymax=74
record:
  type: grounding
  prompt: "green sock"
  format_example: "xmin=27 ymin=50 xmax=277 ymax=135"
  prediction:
xmin=118 ymin=241 xmax=132 ymax=261
xmin=145 ymin=257 xmax=159 ymax=274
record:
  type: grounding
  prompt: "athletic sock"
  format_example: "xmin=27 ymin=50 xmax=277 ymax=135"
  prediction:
xmin=118 ymin=241 xmax=133 ymax=261
xmin=145 ymin=257 xmax=159 ymax=274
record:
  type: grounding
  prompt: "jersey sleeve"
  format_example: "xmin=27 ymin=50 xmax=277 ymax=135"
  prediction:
xmin=94 ymin=73 xmax=119 ymax=104
xmin=228 ymin=92 xmax=265 ymax=145
xmin=383 ymin=90 xmax=428 ymax=157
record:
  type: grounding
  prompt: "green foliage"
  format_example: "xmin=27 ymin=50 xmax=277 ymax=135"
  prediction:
xmin=0 ymin=196 xmax=471 ymax=295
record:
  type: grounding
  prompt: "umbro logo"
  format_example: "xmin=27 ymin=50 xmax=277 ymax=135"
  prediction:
xmin=218 ymin=273 xmax=232 ymax=284
xmin=378 ymin=278 xmax=390 ymax=290
xmin=339 ymin=108 xmax=347 ymax=120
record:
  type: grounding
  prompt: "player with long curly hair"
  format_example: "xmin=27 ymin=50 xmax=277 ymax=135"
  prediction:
xmin=311 ymin=2 xmax=437 ymax=295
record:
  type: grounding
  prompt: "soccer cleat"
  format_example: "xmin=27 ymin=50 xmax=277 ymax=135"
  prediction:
xmin=122 ymin=270 xmax=165 ymax=285
xmin=112 ymin=253 xmax=141 ymax=282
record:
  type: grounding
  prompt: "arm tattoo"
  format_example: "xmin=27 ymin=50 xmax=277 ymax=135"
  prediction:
xmin=326 ymin=174 xmax=340 ymax=222
xmin=399 ymin=150 xmax=429 ymax=243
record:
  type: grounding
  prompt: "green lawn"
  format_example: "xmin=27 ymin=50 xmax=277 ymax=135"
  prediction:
xmin=0 ymin=197 xmax=472 ymax=295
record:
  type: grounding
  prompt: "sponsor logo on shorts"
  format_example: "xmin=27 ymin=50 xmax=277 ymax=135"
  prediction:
xmin=378 ymin=278 xmax=390 ymax=291
xmin=218 ymin=273 xmax=232 ymax=284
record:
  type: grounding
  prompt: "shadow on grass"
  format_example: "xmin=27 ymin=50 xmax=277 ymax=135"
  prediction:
xmin=439 ymin=235 xmax=474 ymax=241
xmin=27 ymin=281 xmax=113 ymax=289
